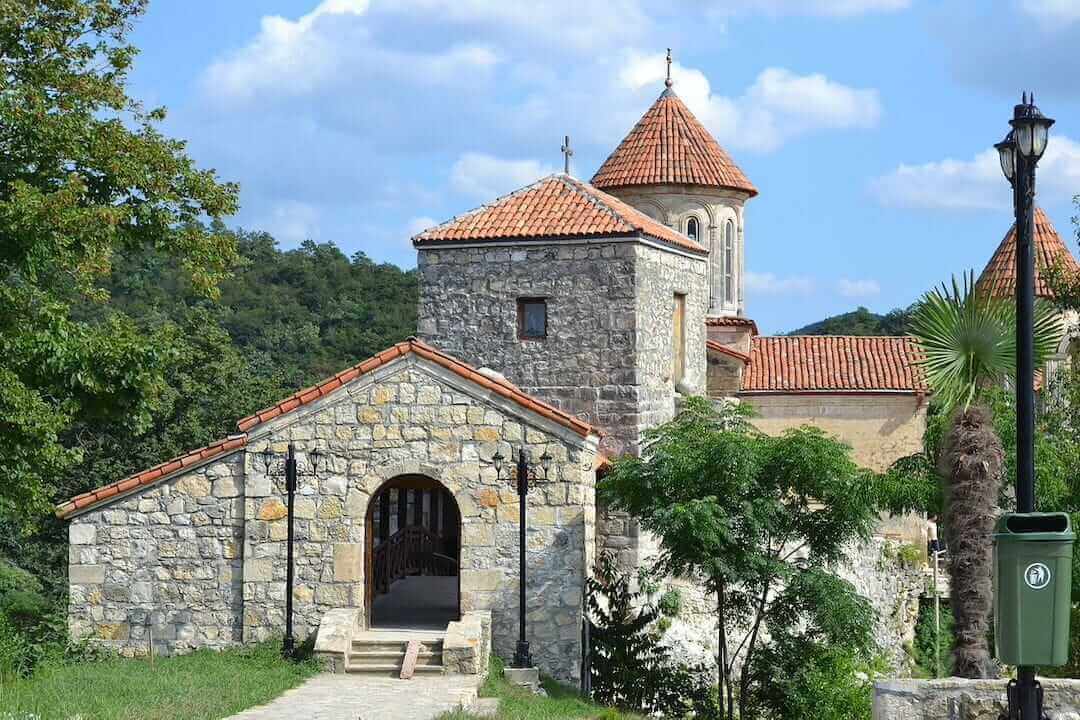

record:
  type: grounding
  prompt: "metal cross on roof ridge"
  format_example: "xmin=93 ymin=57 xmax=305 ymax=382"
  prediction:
xmin=561 ymin=134 xmax=573 ymax=175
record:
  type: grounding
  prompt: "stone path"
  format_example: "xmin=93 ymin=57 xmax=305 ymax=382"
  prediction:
xmin=225 ymin=673 xmax=482 ymax=720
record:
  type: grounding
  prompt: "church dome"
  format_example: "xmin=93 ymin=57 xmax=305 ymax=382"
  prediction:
xmin=591 ymin=88 xmax=757 ymax=197
xmin=976 ymin=207 xmax=1079 ymax=299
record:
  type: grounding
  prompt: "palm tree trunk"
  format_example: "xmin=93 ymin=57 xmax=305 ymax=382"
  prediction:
xmin=938 ymin=405 xmax=1003 ymax=679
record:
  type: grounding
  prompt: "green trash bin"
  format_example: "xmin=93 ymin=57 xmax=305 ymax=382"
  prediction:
xmin=993 ymin=512 xmax=1074 ymax=666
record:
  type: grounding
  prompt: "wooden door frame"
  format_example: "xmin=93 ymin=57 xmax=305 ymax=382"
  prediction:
xmin=363 ymin=474 xmax=462 ymax=630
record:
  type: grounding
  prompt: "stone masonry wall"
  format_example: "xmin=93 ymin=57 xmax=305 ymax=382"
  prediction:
xmin=68 ymin=354 xmax=597 ymax=684
xmin=239 ymin=356 xmax=597 ymax=684
xmin=605 ymin=184 xmax=749 ymax=317
xmin=875 ymin=678 xmax=1080 ymax=720
xmin=68 ymin=453 xmax=245 ymax=656
xmin=417 ymin=242 xmax=641 ymax=455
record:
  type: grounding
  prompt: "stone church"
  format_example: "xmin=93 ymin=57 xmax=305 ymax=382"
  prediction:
xmin=57 ymin=71 xmax=1080 ymax=681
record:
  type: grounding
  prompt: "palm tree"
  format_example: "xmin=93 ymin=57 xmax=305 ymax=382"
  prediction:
xmin=909 ymin=271 xmax=1062 ymax=678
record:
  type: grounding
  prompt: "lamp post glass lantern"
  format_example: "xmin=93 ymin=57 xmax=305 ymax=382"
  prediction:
xmin=997 ymin=92 xmax=1054 ymax=720
xmin=492 ymin=446 xmax=552 ymax=669
xmin=259 ymin=443 xmax=323 ymax=658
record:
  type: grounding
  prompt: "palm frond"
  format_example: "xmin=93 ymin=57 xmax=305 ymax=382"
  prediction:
xmin=908 ymin=270 xmax=1063 ymax=410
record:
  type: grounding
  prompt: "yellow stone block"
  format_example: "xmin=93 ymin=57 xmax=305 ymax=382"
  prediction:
xmin=333 ymin=544 xmax=363 ymax=582
xmin=256 ymin=499 xmax=287 ymax=521
xmin=474 ymin=427 xmax=500 ymax=443
xmin=373 ymin=385 xmax=396 ymax=405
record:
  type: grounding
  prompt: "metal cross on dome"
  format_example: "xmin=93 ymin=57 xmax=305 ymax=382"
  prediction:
xmin=665 ymin=48 xmax=672 ymax=88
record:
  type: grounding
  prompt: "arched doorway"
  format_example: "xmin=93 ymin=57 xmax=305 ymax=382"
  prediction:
xmin=364 ymin=475 xmax=460 ymax=630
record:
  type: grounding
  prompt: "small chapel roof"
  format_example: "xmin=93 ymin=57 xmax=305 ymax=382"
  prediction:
xmin=976 ymin=207 xmax=1079 ymax=299
xmin=56 ymin=339 xmax=597 ymax=519
xmin=741 ymin=335 xmax=927 ymax=394
xmin=412 ymin=174 xmax=707 ymax=255
xmin=55 ymin=434 xmax=249 ymax=519
xmin=706 ymin=315 xmax=759 ymax=335
xmin=591 ymin=87 xmax=757 ymax=196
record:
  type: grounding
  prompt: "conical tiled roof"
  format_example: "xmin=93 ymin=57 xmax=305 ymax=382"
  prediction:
xmin=976 ymin=208 xmax=1079 ymax=299
xmin=413 ymin=174 xmax=707 ymax=255
xmin=592 ymin=89 xmax=757 ymax=196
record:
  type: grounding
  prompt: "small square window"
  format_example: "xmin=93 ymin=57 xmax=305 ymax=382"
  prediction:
xmin=518 ymin=298 xmax=547 ymax=339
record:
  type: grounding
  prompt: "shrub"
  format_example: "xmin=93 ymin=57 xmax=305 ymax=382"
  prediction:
xmin=586 ymin=552 xmax=716 ymax=718
xmin=913 ymin=597 xmax=954 ymax=678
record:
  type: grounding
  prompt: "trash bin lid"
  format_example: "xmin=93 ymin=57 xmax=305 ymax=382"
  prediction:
xmin=994 ymin=512 xmax=1074 ymax=541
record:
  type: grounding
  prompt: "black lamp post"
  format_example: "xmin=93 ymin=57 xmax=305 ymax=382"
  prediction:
xmin=492 ymin=446 xmax=552 ymax=669
xmin=995 ymin=92 xmax=1055 ymax=720
xmin=259 ymin=442 xmax=323 ymax=659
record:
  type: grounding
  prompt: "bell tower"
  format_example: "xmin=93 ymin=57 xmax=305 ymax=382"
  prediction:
xmin=591 ymin=50 xmax=757 ymax=318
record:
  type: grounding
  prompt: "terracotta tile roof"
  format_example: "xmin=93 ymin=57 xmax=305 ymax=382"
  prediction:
xmin=413 ymin=174 xmax=706 ymax=255
xmin=706 ymin=339 xmax=751 ymax=364
xmin=591 ymin=89 xmax=757 ymax=196
xmin=238 ymin=338 xmax=597 ymax=438
xmin=59 ymin=340 xmax=599 ymax=520
xmin=55 ymin=435 xmax=248 ymax=519
xmin=976 ymin=208 xmax=1079 ymax=299
xmin=742 ymin=336 xmax=927 ymax=394
xmin=706 ymin=316 xmax=759 ymax=336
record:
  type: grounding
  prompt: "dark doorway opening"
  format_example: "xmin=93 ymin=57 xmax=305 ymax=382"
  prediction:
xmin=365 ymin=475 xmax=461 ymax=630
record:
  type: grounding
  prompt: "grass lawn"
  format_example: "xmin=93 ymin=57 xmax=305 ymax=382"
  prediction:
xmin=438 ymin=656 xmax=641 ymax=720
xmin=0 ymin=642 xmax=320 ymax=720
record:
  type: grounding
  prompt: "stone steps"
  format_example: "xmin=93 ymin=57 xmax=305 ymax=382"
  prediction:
xmin=346 ymin=638 xmax=445 ymax=676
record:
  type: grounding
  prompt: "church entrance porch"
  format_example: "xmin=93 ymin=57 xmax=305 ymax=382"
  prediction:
xmin=365 ymin=475 xmax=460 ymax=630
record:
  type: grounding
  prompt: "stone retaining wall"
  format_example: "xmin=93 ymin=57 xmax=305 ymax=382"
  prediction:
xmin=875 ymin=678 xmax=1080 ymax=720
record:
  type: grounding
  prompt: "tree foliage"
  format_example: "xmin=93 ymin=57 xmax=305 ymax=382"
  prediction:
xmin=787 ymin=305 xmax=913 ymax=336
xmin=586 ymin=553 xmax=715 ymax=717
xmin=0 ymin=0 xmax=240 ymax=526
xmin=600 ymin=397 xmax=879 ymax=720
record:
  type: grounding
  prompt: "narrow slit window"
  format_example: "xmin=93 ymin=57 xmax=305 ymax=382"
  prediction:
xmin=686 ymin=217 xmax=699 ymax=243
xmin=673 ymin=293 xmax=686 ymax=386
xmin=724 ymin=220 xmax=735 ymax=304
xmin=518 ymin=298 xmax=547 ymax=339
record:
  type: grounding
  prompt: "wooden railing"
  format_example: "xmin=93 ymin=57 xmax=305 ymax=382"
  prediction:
xmin=372 ymin=526 xmax=457 ymax=595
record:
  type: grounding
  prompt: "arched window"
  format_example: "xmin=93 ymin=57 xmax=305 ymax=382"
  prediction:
xmin=686 ymin=217 xmax=699 ymax=243
xmin=724 ymin=220 xmax=735 ymax=304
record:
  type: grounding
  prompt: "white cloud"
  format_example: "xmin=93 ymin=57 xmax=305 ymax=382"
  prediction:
xmin=870 ymin=135 xmax=1080 ymax=210
xmin=1020 ymin=0 xmax=1080 ymax=25
xmin=201 ymin=0 xmax=499 ymax=106
xmin=838 ymin=278 xmax=881 ymax=298
xmin=620 ymin=54 xmax=881 ymax=152
xmin=255 ymin=201 xmax=321 ymax=245
xmin=719 ymin=0 xmax=910 ymax=17
xmin=406 ymin=216 xmax=438 ymax=236
xmin=745 ymin=272 xmax=815 ymax=295
xmin=449 ymin=153 xmax=556 ymax=200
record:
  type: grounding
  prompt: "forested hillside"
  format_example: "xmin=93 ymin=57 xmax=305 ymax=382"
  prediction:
xmin=3 ymin=228 xmax=417 ymax=595
xmin=787 ymin=306 xmax=912 ymax=336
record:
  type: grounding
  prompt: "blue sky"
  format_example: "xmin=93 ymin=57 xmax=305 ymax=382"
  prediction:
xmin=128 ymin=0 xmax=1080 ymax=334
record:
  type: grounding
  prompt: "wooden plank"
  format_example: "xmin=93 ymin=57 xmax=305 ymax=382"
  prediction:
xmin=398 ymin=488 xmax=408 ymax=531
xmin=379 ymin=491 xmax=390 ymax=544
xmin=400 ymin=639 xmax=421 ymax=680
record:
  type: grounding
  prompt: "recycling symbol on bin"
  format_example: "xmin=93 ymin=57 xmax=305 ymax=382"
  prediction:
xmin=1024 ymin=562 xmax=1052 ymax=590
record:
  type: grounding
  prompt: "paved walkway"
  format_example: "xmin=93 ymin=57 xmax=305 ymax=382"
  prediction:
xmin=225 ymin=673 xmax=482 ymax=720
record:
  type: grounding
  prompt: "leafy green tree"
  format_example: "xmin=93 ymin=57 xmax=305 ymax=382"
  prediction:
xmin=600 ymin=397 xmax=879 ymax=720
xmin=0 ymin=0 xmax=239 ymax=525
xmin=901 ymin=272 xmax=1061 ymax=678
xmin=1043 ymin=196 xmax=1080 ymax=308
xmin=788 ymin=305 xmax=913 ymax=336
